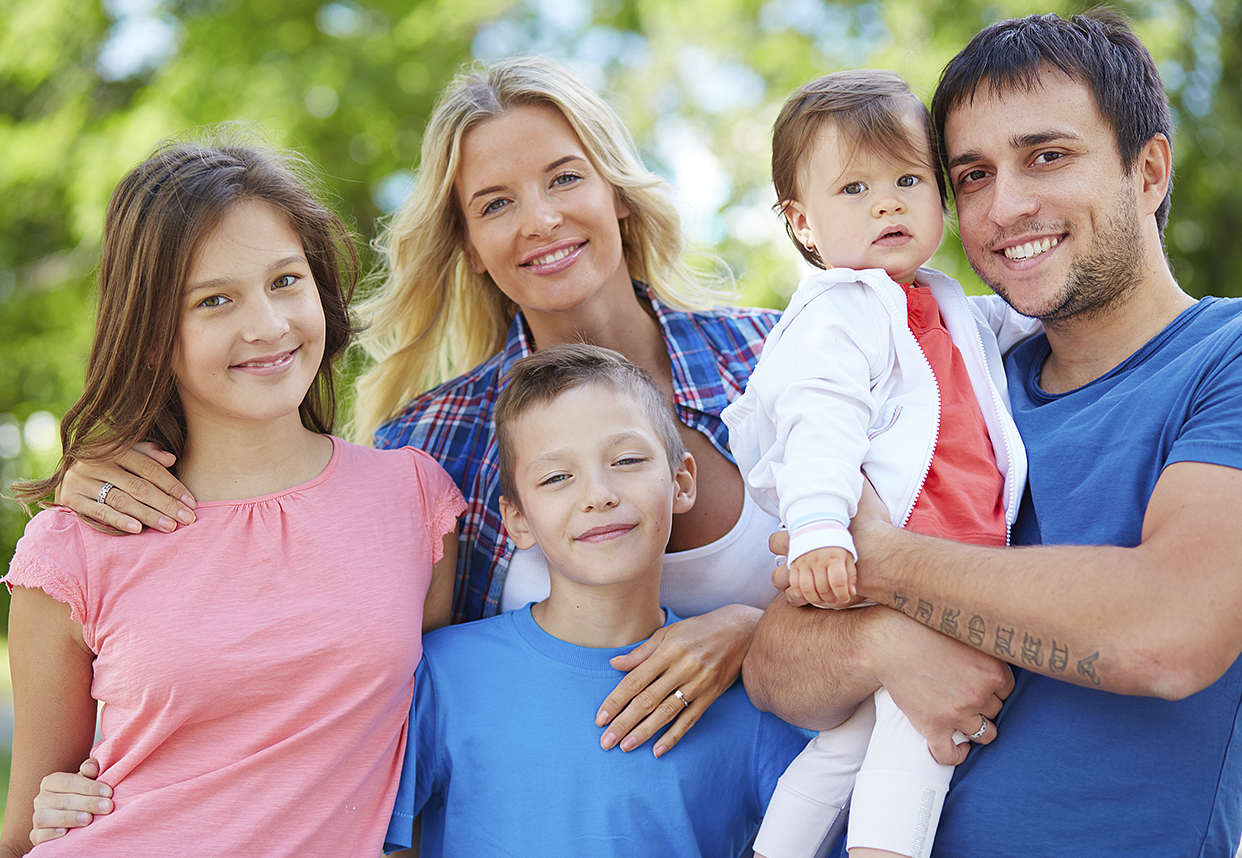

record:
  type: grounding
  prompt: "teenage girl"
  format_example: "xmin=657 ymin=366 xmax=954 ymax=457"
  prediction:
xmin=1 ymin=140 xmax=464 ymax=857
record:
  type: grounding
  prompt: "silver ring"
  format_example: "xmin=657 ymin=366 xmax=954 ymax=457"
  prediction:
xmin=97 ymin=482 xmax=116 ymax=505
xmin=967 ymin=716 xmax=989 ymax=742
xmin=672 ymin=689 xmax=689 ymax=709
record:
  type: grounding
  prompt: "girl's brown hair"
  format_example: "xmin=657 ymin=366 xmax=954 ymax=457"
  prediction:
xmin=771 ymin=69 xmax=947 ymax=269
xmin=14 ymin=135 xmax=359 ymax=507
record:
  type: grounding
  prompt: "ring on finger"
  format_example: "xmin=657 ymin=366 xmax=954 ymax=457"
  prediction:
xmin=967 ymin=715 xmax=989 ymax=742
xmin=97 ymin=482 xmax=116 ymax=505
xmin=672 ymin=689 xmax=690 ymax=709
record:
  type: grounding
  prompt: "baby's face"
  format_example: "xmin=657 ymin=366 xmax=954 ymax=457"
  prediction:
xmin=785 ymin=114 xmax=944 ymax=284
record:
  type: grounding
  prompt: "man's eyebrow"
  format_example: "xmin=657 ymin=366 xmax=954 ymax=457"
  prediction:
xmin=947 ymin=129 xmax=1084 ymax=171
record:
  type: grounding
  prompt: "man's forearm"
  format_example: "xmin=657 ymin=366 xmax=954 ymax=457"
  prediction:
xmin=742 ymin=597 xmax=880 ymax=730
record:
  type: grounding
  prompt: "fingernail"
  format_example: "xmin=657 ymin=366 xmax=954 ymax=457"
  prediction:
xmin=180 ymin=494 xmax=196 ymax=508
xmin=595 ymin=709 xmax=610 ymax=727
xmin=600 ymin=731 xmax=616 ymax=750
xmin=99 ymin=784 xmax=112 ymax=798
xmin=620 ymin=736 xmax=637 ymax=752
xmin=77 ymin=813 xmax=91 ymax=823
xmin=176 ymin=509 xmax=196 ymax=524
xmin=125 ymin=521 xmax=142 ymax=534
xmin=157 ymin=517 xmax=177 ymax=532
xmin=654 ymin=744 xmax=667 ymax=758
xmin=96 ymin=798 xmax=113 ymax=813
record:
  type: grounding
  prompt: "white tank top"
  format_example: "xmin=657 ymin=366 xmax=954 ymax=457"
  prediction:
xmin=498 ymin=489 xmax=782 ymax=616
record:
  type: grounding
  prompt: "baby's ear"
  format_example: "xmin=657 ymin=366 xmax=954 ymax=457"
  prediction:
xmin=499 ymin=495 xmax=538 ymax=550
xmin=782 ymin=199 xmax=816 ymax=255
xmin=672 ymin=452 xmax=697 ymax=515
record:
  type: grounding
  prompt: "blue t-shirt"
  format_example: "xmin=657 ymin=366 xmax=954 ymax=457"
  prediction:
xmin=935 ymin=298 xmax=1242 ymax=856
xmin=384 ymin=605 xmax=808 ymax=857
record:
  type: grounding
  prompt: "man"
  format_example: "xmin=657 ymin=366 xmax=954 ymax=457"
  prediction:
xmin=744 ymin=11 xmax=1242 ymax=856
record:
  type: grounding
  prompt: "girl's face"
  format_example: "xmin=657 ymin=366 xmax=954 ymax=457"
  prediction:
xmin=455 ymin=104 xmax=633 ymax=322
xmin=173 ymin=199 xmax=326 ymax=433
xmin=784 ymin=112 xmax=945 ymax=284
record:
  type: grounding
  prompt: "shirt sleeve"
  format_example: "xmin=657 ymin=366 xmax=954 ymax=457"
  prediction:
xmin=401 ymin=447 xmax=467 ymax=565
xmin=384 ymin=658 xmax=443 ymax=853
xmin=4 ymin=509 xmax=90 ymax=629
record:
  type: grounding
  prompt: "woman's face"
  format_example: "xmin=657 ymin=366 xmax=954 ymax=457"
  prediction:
xmin=455 ymin=104 xmax=633 ymax=321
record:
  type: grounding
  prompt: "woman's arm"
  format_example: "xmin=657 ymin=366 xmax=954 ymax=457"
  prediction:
xmin=595 ymin=602 xmax=763 ymax=757
xmin=55 ymin=443 xmax=196 ymax=533
xmin=1 ymin=587 xmax=98 ymax=857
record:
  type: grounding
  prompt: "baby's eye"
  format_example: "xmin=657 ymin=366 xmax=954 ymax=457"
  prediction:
xmin=897 ymin=175 xmax=920 ymax=188
xmin=198 ymin=294 xmax=228 ymax=309
xmin=842 ymin=181 xmax=867 ymax=195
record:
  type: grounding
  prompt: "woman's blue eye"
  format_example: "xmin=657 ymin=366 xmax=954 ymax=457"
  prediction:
xmin=481 ymin=198 xmax=507 ymax=215
xmin=843 ymin=182 xmax=866 ymax=195
xmin=551 ymin=172 xmax=581 ymax=188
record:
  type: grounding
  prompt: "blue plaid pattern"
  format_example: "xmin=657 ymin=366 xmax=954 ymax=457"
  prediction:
xmin=374 ymin=285 xmax=778 ymax=623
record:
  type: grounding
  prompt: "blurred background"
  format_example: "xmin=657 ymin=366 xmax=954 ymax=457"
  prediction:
xmin=1 ymin=0 xmax=1240 ymax=822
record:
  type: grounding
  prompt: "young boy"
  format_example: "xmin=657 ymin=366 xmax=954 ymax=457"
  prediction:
xmin=383 ymin=343 xmax=808 ymax=857
xmin=723 ymin=71 xmax=1038 ymax=858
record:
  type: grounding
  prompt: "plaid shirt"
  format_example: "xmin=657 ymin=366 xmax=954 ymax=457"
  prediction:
xmin=374 ymin=285 xmax=778 ymax=623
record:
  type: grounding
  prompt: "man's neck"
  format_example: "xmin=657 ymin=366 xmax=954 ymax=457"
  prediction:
xmin=1040 ymin=258 xmax=1194 ymax=394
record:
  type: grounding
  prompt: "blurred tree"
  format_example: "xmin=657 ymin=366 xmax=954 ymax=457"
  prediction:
xmin=3 ymin=0 xmax=1240 ymax=615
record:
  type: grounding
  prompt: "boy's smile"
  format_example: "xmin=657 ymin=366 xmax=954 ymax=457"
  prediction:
xmin=499 ymin=383 xmax=695 ymax=604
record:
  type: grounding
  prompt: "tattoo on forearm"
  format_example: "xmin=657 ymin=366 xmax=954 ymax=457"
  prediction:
xmin=890 ymin=591 xmax=1103 ymax=686
xmin=967 ymin=615 xmax=987 ymax=646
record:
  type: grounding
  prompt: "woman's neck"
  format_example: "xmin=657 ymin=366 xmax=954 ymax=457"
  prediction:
xmin=523 ymin=286 xmax=673 ymax=387
xmin=176 ymin=412 xmax=334 ymax=502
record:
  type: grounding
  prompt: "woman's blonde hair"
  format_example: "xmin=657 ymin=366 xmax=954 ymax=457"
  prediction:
xmin=352 ymin=55 xmax=730 ymax=442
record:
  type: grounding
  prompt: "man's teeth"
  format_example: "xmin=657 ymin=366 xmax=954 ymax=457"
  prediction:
xmin=530 ymin=246 xmax=575 ymax=266
xmin=1004 ymin=237 xmax=1059 ymax=261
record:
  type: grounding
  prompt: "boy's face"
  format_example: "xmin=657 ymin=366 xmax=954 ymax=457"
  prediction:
xmin=785 ymin=111 xmax=944 ymax=284
xmin=499 ymin=382 xmax=695 ymax=593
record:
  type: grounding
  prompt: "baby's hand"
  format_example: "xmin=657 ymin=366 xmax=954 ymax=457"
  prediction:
xmin=786 ymin=546 xmax=857 ymax=608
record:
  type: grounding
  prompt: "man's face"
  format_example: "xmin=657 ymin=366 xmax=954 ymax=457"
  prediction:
xmin=944 ymin=69 xmax=1145 ymax=324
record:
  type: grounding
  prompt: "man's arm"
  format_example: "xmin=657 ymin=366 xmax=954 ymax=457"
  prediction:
xmin=853 ymin=461 xmax=1242 ymax=700
xmin=744 ymin=597 xmax=1013 ymax=765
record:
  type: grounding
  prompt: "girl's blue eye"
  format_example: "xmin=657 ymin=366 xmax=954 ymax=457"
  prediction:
xmin=897 ymin=175 xmax=919 ymax=188
xmin=843 ymin=182 xmax=866 ymax=195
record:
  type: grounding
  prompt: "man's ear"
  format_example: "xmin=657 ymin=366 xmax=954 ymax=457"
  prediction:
xmin=672 ymin=452 xmax=697 ymax=515
xmin=500 ymin=494 xmax=538 ymax=550
xmin=1136 ymin=133 xmax=1173 ymax=219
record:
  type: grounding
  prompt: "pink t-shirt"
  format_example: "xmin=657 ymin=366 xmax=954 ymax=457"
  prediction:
xmin=6 ymin=437 xmax=465 ymax=857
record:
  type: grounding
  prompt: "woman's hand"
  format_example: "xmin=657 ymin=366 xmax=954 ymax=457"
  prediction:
xmin=55 ymin=443 xmax=196 ymax=533
xmin=30 ymin=761 xmax=112 ymax=845
xmin=595 ymin=604 xmax=762 ymax=757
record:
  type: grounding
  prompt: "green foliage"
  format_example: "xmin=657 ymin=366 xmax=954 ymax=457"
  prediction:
xmin=3 ymin=0 xmax=1241 ymax=610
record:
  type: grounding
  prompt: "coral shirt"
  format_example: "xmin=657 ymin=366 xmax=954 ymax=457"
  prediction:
xmin=6 ymin=438 xmax=464 ymax=857
xmin=902 ymin=283 xmax=1008 ymax=546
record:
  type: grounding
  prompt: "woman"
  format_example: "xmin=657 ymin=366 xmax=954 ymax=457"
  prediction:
xmin=51 ymin=56 xmax=782 ymax=766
